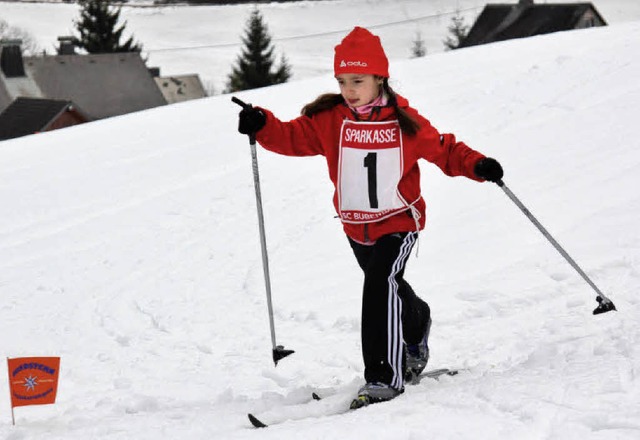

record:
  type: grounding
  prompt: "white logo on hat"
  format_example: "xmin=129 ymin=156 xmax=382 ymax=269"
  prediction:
xmin=340 ymin=60 xmax=368 ymax=67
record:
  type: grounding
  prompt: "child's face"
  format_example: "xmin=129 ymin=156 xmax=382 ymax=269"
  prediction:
xmin=336 ymin=74 xmax=383 ymax=107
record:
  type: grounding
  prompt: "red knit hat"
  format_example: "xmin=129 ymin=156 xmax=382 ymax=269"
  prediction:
xmin=334 ymin=27 xmax=389 ymax=78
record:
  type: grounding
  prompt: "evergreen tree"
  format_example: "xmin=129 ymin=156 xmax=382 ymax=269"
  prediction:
xmin=411 ymin=31 xmax=427 ymax=58
xmin=74 ymin=0 xmax=142 ymax=54
xmin=443 ymin=10 xmax=469 ymax=50
xmin=226 ymin=9 xmax=291 ymax=92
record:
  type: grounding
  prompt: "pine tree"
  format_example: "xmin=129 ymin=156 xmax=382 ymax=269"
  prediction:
xmin=226 ymin=9 xmax=291 ymax=92
xmin=74 ymin=0 xmax=142 ymax=54
xmin=443 ymin=10 xmax=469 ymax=50
xmin=411 ymin=31 xmax=427 ymax=58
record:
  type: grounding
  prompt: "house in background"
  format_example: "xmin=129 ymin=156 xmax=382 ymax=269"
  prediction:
xmin=460 ymin=0 xmax=607 ymax=48
xmin=0 ymin=39 xmax=167 ymax=122
xmin=0 ymin=37 xmax=205 ymax=141
xmin=0 ymin=97 xmax=88 ymax=141
xmin=154 ymin=74 xmax=208 ymax=105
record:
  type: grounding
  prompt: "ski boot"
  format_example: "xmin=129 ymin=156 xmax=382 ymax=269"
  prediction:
xmin=350 ymin=382 xmax=403 ymax=409
xmin=405 ymin=316 xmax=432 ymax=383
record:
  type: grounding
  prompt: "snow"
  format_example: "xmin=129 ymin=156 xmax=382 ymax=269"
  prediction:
xmin=1 ymin=1 xmax=640 ymax=438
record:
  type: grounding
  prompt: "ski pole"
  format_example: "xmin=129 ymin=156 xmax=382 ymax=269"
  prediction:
xmin=232 ymin=96 xmax=294 ymax=365
xmin=496 ymin=180 xmax=616 ymax=315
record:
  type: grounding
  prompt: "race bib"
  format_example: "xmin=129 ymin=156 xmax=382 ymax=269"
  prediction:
xmin=337 ymin=120 xmax=409 ymax=223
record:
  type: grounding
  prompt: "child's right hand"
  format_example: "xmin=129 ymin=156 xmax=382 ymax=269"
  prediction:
xmin=238 ymin=107 xmax=267 ymax=135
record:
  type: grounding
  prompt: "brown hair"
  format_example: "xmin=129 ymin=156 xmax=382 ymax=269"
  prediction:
xmin=300 ymin=78 xmax=421 ymax=136
xmin=301 ymin=93 xmax=344 ymax=118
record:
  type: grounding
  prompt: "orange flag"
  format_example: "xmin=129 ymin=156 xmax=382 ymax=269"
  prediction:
xmin=7 ymin=357 xmax=60 ymax=408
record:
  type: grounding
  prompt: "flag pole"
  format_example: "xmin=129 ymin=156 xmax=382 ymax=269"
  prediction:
xmin=6 ymin=358 xmax=15 ymax=425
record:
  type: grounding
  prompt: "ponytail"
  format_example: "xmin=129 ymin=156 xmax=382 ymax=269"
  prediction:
xmin=382 ymin=79 xmax=421 ymax=136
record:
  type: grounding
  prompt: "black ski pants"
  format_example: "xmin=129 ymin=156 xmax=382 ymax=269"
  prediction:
xmin=349 ymin=231 xmax=431 ymax=390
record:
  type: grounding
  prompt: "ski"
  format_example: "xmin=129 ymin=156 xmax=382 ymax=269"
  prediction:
xmin=248 ymin=368 xmax=460 ymax=428
xmin=247 ymin=393 xmax=350 ymax=428
xmin=248 ymin=406 xmax=353 ymax=428
xmin=248 ymin=413 xmax=268 ymax=428
xmin=247 ymin=390 xmax=345 ymax=428
xmin=406 ymin=367 xmax=459 ymax=385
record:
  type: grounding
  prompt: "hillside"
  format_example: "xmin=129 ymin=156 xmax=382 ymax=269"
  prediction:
xmin=1 ymin=12 xmax=639 ymax=440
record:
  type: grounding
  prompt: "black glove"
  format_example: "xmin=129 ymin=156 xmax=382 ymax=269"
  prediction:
xmin=474 ymin=157 xmax=504 ymax=182
xmin=238 ymin=107 xmax=266 ymax=135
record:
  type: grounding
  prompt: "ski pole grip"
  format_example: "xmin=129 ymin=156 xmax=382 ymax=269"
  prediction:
xmin=232 ymin=96 xmax=252 ymax=110
xmin=232 ymin=96 xmax=257 ymax=143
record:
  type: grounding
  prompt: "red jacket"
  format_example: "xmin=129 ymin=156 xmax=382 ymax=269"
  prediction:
xmin=255 ymin=94 xmax=485 ymax=243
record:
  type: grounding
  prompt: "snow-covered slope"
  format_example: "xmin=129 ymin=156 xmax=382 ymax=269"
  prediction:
xmin=1 ymin=13 xmax=639 ymax=440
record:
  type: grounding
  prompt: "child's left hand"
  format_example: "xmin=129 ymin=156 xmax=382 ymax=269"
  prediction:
xmin=474 ymin=157 xmax=504 ymax=182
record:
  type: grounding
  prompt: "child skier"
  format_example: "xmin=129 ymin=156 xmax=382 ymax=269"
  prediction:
xmin=236 ymin=26 xmax=503 ymax=407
